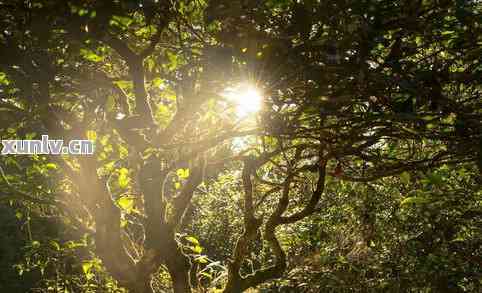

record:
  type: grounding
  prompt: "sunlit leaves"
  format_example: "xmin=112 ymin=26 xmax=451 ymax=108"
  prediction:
xmin=82 ymin=261 xmax=93 ymax=278
xmin=165 ymin=51 xmax=179 ymax=71
xmin=49 ymin=240 xmax=61 ymax=251
xmin=175 ymin=182 xmax=181 ymax=189
xmin=110 ymin=15 xmax=134 ymax=30
xmin=400 ymin=192 xmax=431 ymax=206
xmin=15 ymin=211 xmax=23 ymax=220
xmin=0 ymin=0 xmax=479 ymax=291
xmin=117 ymin=196 xmax=135 ymax=213
xmin=31 ymin=240 xmax=41 ymax=249
xmin=86 ymin=130 xmax=97 ymax=141
xmin=155 ymin=104 xmax=173 ymax=127
xmin=0 ymin=72 xmax=10 ymax=85
xmin=185 ymin=236 xmax=199 ymax=246
xmin=151 ymin=77 xmax=164 ymax=88
xmin=117 ymin=168 xmax=130 ymax=189
xmin=134 ymin=25 xmax=158 ymax=38
xmin=79 ymin=48 xmax=103 ymax=62
xmin=81 ymin=259 xmax=102 ymax=280
xmin=172 ymin=168 xmax=190 ymax=190
xmin=194 ymin=255 xmax=208 ymax=264
xmin=176 ymin=168 xmax=190 ymax=179
xmin=113 ymin=80 xmax=133 ymax=91
xmin=190 ymin=244 xmax=203 ymax=254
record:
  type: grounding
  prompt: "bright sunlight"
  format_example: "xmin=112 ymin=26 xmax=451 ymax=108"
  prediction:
xmin=222 ymin=84 xmax=263 ymax=117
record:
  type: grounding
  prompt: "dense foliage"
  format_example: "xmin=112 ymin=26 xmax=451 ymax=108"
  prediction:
xmin=0 ymin=0 xmax=480 ymax=292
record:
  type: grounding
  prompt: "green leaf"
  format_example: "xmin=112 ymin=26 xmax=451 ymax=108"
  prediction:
xmin=165 ymin=51 xmax=178 ymax=70
xmin=152 ymin=77 xmax=164 ymax=88
xmin=50 ymin=240 xmax=61 ymax=251
xmin=82 ymin=261 xmax=93 ymax=279
xmin=186 ymin=236 xmax=200 ymax=246
xmin=200 ymin=271 xmax=212 ymax=279
xmin=195 ymin=255 xmax=208 ymax=264
xmin=78 ymin=8 xmax=88 ymax=16
xmin=191 ymin=245 xmax=203 ymax=254
xmin=400 ymin=195 xmax=430 ymax=206
xmin=442 ymin=113 xmax=457 ymax=125
xmin=400 ymin=172 xmax=410 ymax=185
xmin=80 ymin=48 xmax=103 ymax=62
xmin=118 ymin=168 xmax=130 ymax=189
xmin=176 ymin=168 xmax=190 ymax=179
xmin=45 ymin=163 xmax=58 ymax=170
xmin=117 ymin=196 xmax=134 ymax=212
xmin=0 ymin=72 xmax=10 ymax=85
xmin=14 ymin=264 xmax=24 ymax=276
xmin=31 ymin=240 xmax=41 ymax=248
xmin=111 ymin=15 xmax=133 ymax=28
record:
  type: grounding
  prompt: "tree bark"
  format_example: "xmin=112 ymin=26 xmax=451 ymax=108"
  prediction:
xmin=126 ymin=276 xmax=153 ymax=293
xmin=165 ymin=248 xmax=192 ymax=293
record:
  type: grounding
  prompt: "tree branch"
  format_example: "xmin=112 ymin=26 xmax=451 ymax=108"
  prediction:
xmin=280 ymin=159 xmax=327 ymax=224
xmin=170 ymin=161 xmax=204 ymax=227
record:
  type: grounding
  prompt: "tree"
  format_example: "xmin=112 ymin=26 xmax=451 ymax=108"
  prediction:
xmin=0 ymin=0 xmax=480 ymax=292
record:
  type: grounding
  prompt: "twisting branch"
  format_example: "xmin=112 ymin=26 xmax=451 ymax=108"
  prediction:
xmin=238 ymin=226 xmax=286 ymax=291
xmin=224 ymin=158 xmax=264 ymax=292
xmin=102 ymin=35 xmax=154 ymax=125
xmin=170 ymin=160 xmax=205 ymax=227
xmin=235 ymin=167 xmax=296 ymax=290
xmin=235 ymin=175 xmax=294 ymax=291
xmin=242 ymin=157 xmax=258 ymax=226
xmin=76 ymin=156 xmax=137 ymax=287
xmin=224 ymin=151 xmax=328 ymax=292
xmin=280 ymin=159 xmax=327 ymax=224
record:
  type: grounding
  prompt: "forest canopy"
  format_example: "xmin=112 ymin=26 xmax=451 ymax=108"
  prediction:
xmin=0 ymin=0 xmax=481 ymax=292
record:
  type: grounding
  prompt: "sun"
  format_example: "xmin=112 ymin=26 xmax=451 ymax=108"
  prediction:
xmin=222 ymin=84 xmax=263 ymax=117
